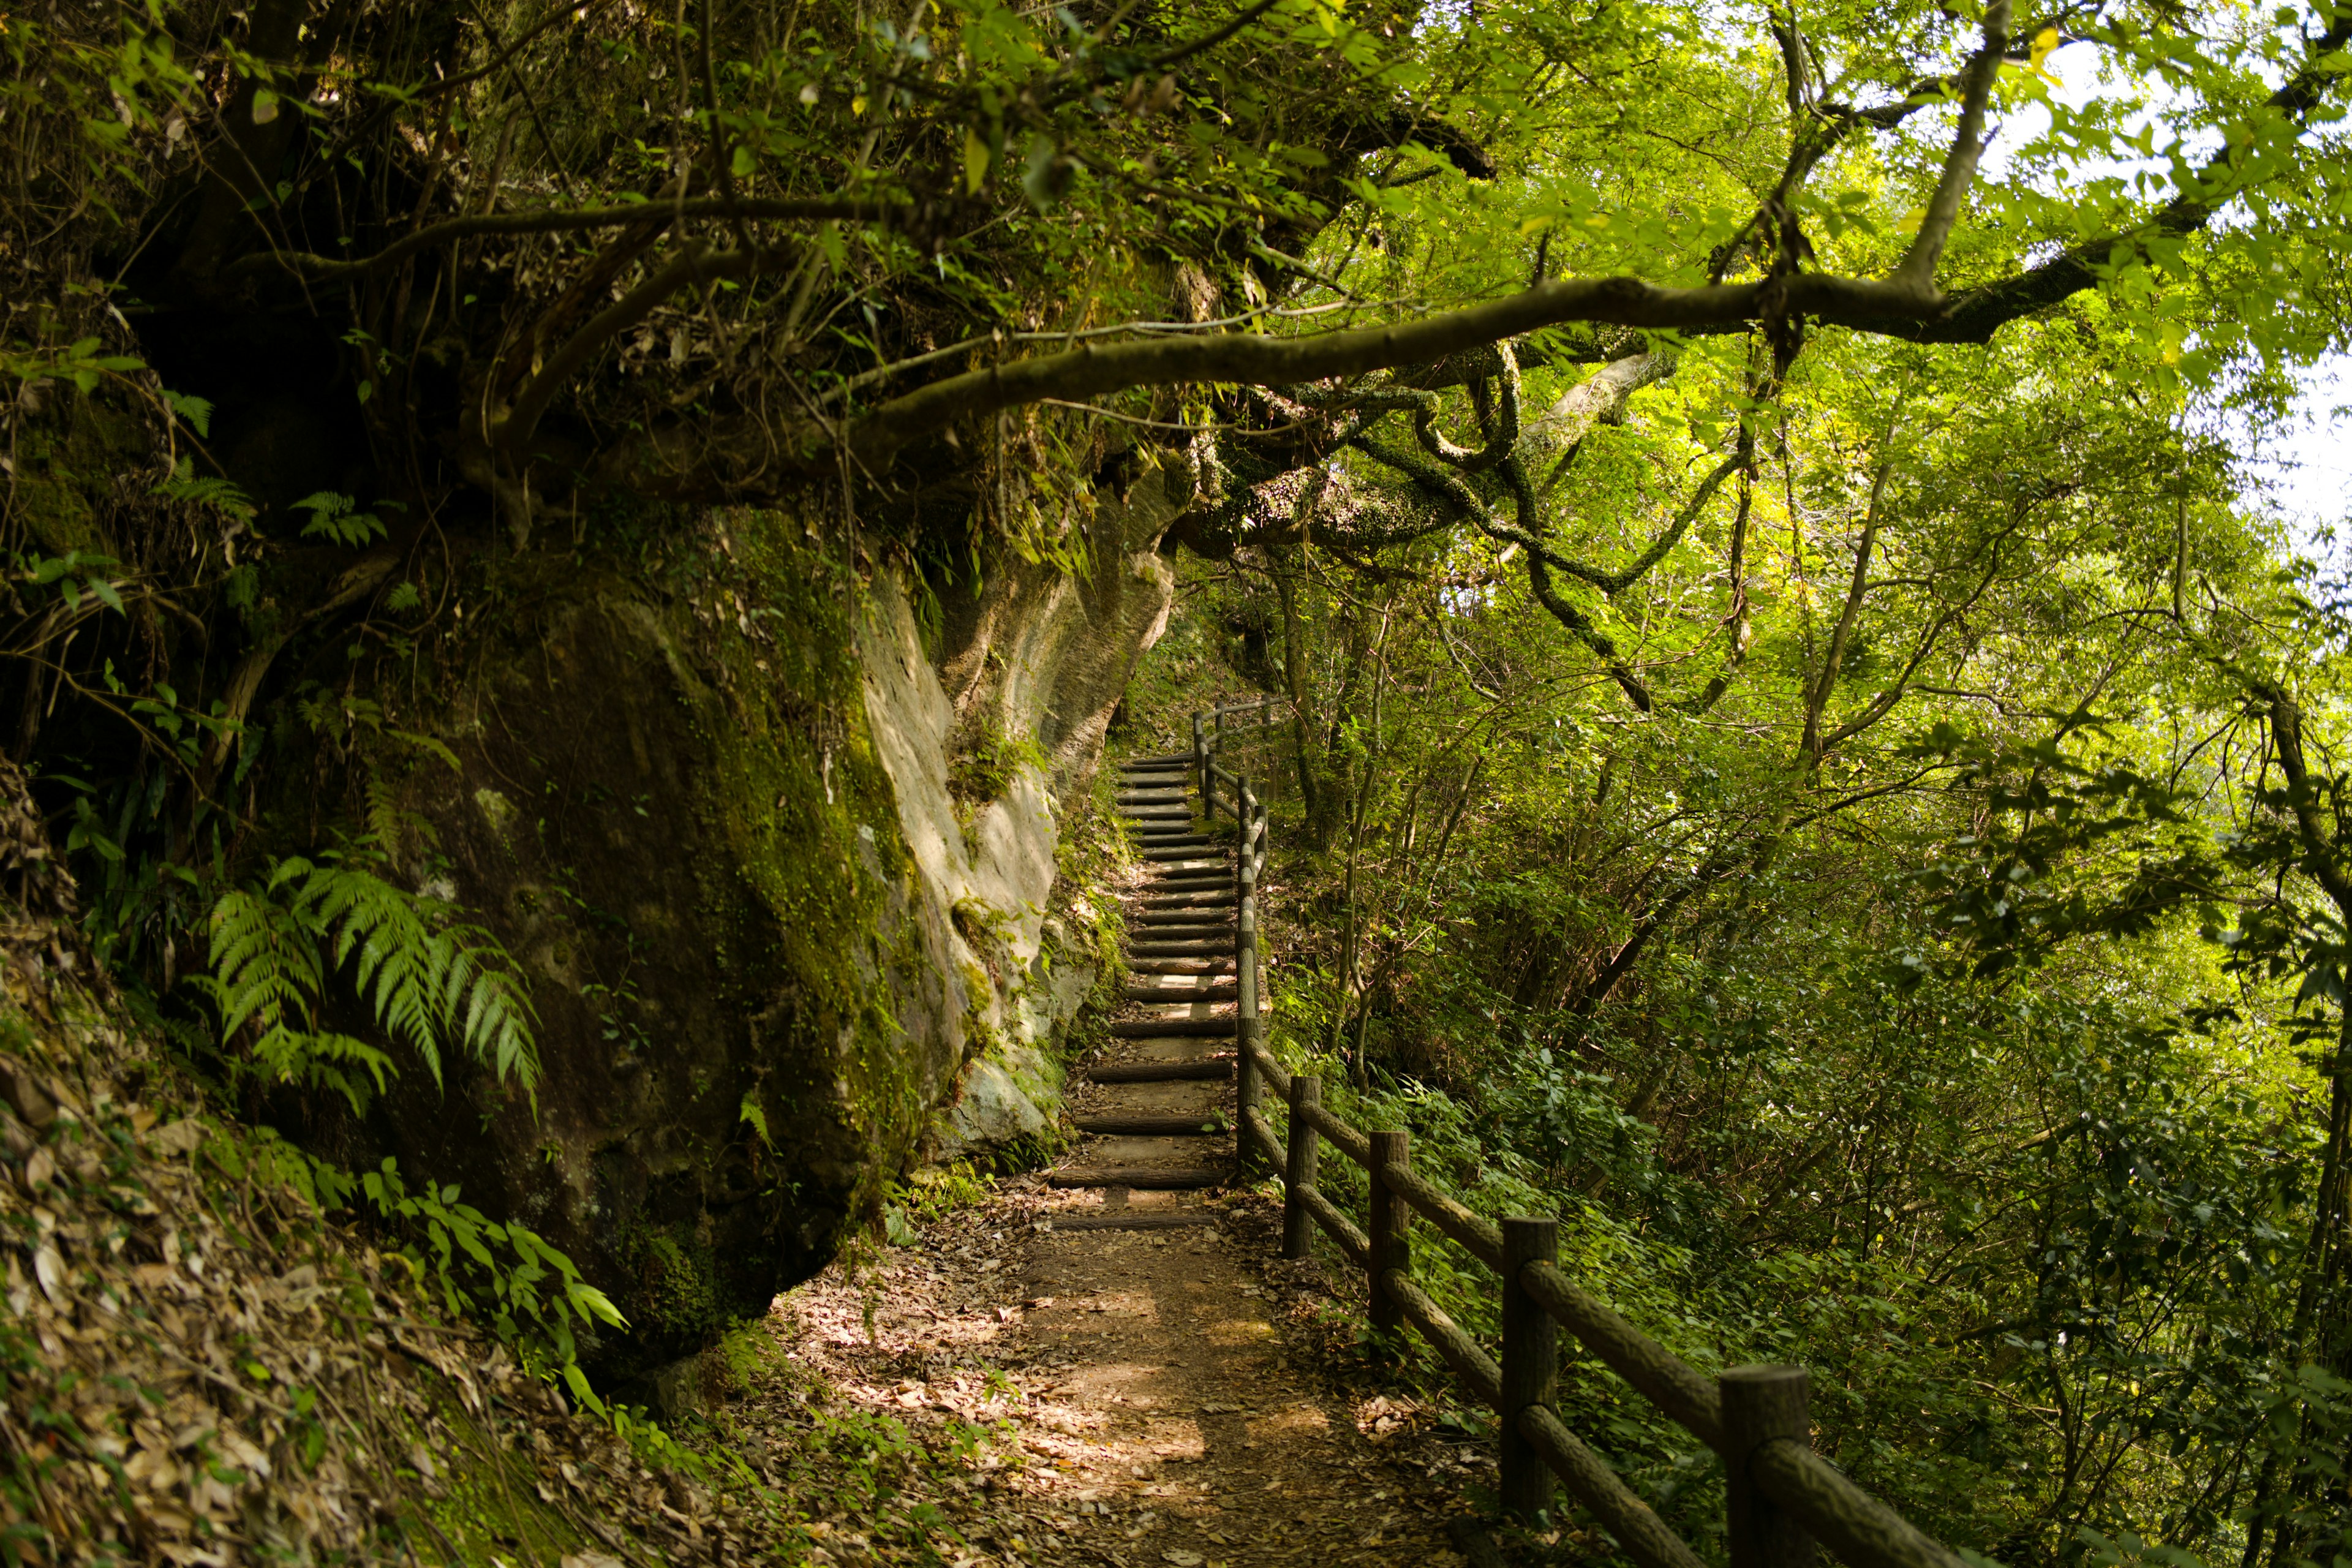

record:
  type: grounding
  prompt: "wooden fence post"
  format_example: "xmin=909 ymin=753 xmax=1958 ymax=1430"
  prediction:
xmin=1723 ymin=1366 xmax=1815 ymax=1568
xmin=1368 ymin=1129 xmax=1411 ymax=1342
xmin=1501 ymin=1216 xmax=1559 ymax=1521
xmin=1235 ymin=919 xmax=1259 ymax=1176
xmin=1193 ymin=714 xmax=1207 ymax=809
xmin=1237 ymin=777 xmax=1252 ymax=901
xmin=1282 ymin=1074 xmax=1320 ymax=1258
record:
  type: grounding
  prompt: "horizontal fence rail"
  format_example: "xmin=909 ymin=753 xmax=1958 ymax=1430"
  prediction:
xmin=1182 ymin=698 xmax=1972 ymax=1568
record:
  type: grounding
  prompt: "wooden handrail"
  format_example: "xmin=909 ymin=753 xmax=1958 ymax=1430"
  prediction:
xmin=1182 ymin=700 xmax=1965 ymax=1568
xmin=1517 ymin=1404 xmax=1711 ymax=1568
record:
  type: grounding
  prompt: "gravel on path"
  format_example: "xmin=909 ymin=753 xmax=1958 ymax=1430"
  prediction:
xmin=764 ymin=1178 xmax=1502 ymax=1567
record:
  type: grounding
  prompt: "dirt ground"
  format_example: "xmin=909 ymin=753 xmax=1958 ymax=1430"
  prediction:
xmin=762 ymin=1178 xmax=1504 ymax=1567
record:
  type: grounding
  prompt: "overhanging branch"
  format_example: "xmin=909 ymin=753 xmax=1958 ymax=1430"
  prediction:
xmin=221 ymin=195 xmax=910 ymax=286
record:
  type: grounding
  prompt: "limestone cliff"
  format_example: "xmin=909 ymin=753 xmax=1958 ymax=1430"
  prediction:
xmin=323 ymin=462 xmax=1183 ymax=1381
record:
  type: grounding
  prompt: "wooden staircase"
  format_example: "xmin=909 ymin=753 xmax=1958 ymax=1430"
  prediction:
xmin=1050 ymin=752 xmax=1237 ymax=1205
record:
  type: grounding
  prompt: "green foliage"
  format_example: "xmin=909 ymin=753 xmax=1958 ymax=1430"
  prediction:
xmin=946 ymin=717 xmax=1047 ymax=807
xmin=190 ymin=848 xmax=538 ymax=1112
xmin=290 ymin=492 xmax=390 ymax=548
xmin=152 ymin=456 xmax=254 ymax=520
xmin=351 ymin=1156 xmax=627 ymax=1410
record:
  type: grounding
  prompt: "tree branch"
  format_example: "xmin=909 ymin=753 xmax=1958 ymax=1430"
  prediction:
xmin=1891 ymin=0 xmax=2012 ymax=291
xmin=221 ymin=196 xmax=905 ymax=286
xmin=849 ymin=270 xmax=1956 ymax=463
xmin=1412 ymin=339 xmax=1520 ymax=471
xmin=498 ymin=244 xmax=790 ymax=454
xmin=1916 ymin=2 xmax=2352 ymax=342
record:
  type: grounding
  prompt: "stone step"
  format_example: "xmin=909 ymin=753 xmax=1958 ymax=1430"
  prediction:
xmin=1046 ymin=1166 xmax=1224 ymax=1190
xmin=1110 ymin=1017 xmax=1234 ymax=1038
xmin=1071 ymin=1112 xmax=1231 ymax=1135
xmin=1087 ymin=1058 xmax=1232 ymax=1083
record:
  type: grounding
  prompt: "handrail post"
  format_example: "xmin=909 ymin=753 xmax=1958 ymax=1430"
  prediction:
xmin=1235 ymin=780 xmax=1261 ymax=1173
xmin=1501 ymin=1217 xmax=1559 ymax=1521
xmin=1282 ymin=1073 xmax=1320 ymax=1258
xmin=1723 ymin=1366 xmax=1815 ymax=1568
xmin=1369 ymin=1129 xmax=1411 ymax=1348
xmin=1193 ymin=713 xmax=1208 ymax=815
xmin=1235 ymin=911 xmax=1259 ymax=1177
xmin=1236 ymin=777 xmax=1251 ymax=902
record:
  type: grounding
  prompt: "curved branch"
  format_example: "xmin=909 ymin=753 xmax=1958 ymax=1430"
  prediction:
xmin=1344 ymin=435 xmax=1654 ymax=704
xmin=221 ymin=195 xmax=905 ymax=286
xmin=1413 ymin=339 xmax=1521 ymax=472
xmin=499 ymin=244 xmax=791 ymax=454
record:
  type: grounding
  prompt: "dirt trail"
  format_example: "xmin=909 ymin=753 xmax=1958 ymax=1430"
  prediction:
xmin=769 ymin=1180 xmax=1495 ymax=1567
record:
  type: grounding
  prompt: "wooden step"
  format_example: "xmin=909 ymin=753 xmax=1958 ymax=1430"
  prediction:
xmin=1088 ymin=1058 xmax=1233 ymax=1082
xmin=1122 ymin=753 xmax=1193 ymax=766
xmin=1044 ymin=1211 xmax=1219 ymax=1232
xmin=1148 ymin=872 xmax=1232 ymax=889
xmin=1129 ymin=943 xmax=1235 ymax=959
xmin=1128 ymin=958 xmax=1235 ymax=974
xmin=1139 ymin=892 xmax=1235 ymax=910
xmin=1110 ymin=1017 xmax=1234 ymax=1038
xmin=1118 ymin=788 xmax=1190 ymax=800
xmin=1122 ymin=983 xmax=1238 ymax=1003
xmin=1072 ymin=1112 xmax=1231 ymax=1135
xmin=1047 ymin=1166 xmax=1225 ymax=1190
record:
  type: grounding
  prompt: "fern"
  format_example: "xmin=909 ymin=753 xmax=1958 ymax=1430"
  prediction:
xmin=198 ymin=854 xmax=539 ymax=1111
xmin=290 ymin=491 xmax=387 ymax=548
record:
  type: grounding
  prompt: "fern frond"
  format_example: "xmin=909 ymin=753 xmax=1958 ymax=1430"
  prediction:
xmin=199 ymin=854 xmax=541 ymax=1106
xmin=206 ymin=888 xmax=322 ymax=1036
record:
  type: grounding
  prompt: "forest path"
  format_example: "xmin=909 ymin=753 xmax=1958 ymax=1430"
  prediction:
xmin=770 ymin=1180 xmax=1491 ymax=1567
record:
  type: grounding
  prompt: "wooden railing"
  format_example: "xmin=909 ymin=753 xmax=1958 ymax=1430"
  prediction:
xmin=1185 ymin=698 xmax=1972 ymax=1568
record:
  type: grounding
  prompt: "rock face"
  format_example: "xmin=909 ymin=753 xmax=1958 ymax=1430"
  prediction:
xmin=340 ymin=458 xmax=1185 ymax=1380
